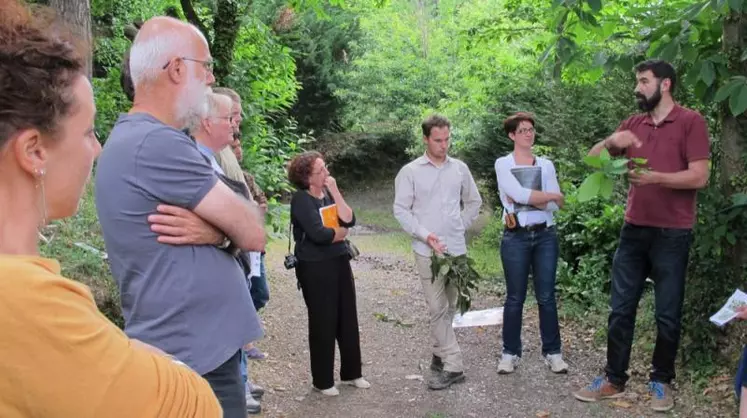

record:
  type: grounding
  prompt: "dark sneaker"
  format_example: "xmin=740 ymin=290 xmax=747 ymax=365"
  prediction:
xmin=573 ymin=376 xmax=625 ymax=402
xmin=649 ymin=381 xmax=674 ymax=412
xmin=430 ymin=355 xmax=444 ymax=372
xmin=427 ymin=371 xmax=465 ymax=390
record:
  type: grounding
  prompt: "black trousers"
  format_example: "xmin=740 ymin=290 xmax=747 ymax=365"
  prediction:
xmin=296 ymin=255 xmax=363 ymax=390
xmin=202 ymin=350 xmax=246 ymax=418
xmin=605 ymin=223 xmax=693 ymax=387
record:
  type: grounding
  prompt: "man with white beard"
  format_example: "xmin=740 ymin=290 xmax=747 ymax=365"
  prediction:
xmin=95 ymin=17 xmax=266 ymax=418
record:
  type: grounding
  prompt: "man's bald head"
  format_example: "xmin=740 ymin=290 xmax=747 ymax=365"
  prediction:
xmin=128 ymin=16 xmax=215 ymax=130
xmin=129 ymin=16 xmax=209 ymax=88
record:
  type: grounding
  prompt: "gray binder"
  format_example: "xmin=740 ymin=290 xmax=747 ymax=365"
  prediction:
xmin=510 ymin=166 xmax=542 ymax=212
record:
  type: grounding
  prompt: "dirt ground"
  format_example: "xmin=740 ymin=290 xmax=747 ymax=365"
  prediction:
xmin=247 ymin=187 xmax=730 ymax=418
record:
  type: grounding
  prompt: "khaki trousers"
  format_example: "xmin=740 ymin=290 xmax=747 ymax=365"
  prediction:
xmin=414 ymin=253 xmax=464 ymax=372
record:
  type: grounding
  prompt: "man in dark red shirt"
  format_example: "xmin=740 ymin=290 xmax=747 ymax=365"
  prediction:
xmin=573 ymin=60 xmax=710 ymax=412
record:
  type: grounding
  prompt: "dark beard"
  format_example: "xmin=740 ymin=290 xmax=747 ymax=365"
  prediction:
xmin=636 ymin=84 xmax=662 ymax=112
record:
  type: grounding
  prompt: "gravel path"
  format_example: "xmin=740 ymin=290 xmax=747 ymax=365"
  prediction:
xmin=248 ymin=218 xmax=718 ymax=417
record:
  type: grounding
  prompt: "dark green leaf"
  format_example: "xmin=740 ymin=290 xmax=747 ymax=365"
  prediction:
xmin=599 ymin=177 xmax=614 ymax=199
xmin=741 ymin=49 xmax=747 ymax=62
xmin=700 ymin=60 xmax=716 ymax=86
xmin=659 ymin=41 xmax=680 ymax=62
xmin=727 ymin=233 xmax=737 ymax=245
xmin=587 ymin=0 xmax=602 ymax=13
xmin=728 ymin=0 xmax=743 ymax=12
xmin=577 ymin=172 xmax=605 ymax=202
xmin=714 ymin=78 xmax=744 ymax=103
xmin=583 ymin=155 xmax=602 ymax=168
xmin=729 ymin=84 xmax=747 ymax=116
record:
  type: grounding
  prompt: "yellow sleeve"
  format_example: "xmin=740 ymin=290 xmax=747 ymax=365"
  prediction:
xmin=6 ymin=273 xmax=222 ymax=418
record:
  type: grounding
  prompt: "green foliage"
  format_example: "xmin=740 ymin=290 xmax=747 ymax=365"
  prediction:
xmin=554 ymin=192 xmax=625 ymax=306
xmin=39 ymin=185 xmax=124 ymax=328
xmin=430 ymin=253 xmax=481 ymax=315
xmin=576 ymin=149 xmax=647 ymax=202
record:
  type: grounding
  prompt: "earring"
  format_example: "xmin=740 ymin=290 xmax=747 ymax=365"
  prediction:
xmin=35 ymin=167 xmax=48 ymax=228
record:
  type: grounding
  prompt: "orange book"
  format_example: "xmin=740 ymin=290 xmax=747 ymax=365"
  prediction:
xmin=319 ymin=204 xmax=340 ymax=228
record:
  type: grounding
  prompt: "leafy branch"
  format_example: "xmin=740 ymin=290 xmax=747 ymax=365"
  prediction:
xmin=576 ymin=148 xmax=647 ymax=202
xmin=430 ymin=253 xmax=481 ymax=315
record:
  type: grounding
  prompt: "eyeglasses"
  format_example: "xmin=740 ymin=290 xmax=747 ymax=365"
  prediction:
xmin=211 ymin=116 xmax=233 ymax=123
xmin=311 ymin=166 xmax=328 ymax=175
xmin=162 ymin=57 xmax=214 ymax=73
xmin=516 ymin=127 xmax=535 ymax=135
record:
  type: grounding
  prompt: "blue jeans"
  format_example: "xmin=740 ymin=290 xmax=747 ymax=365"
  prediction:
xmin=605 ymin=223 xmax=692 ymax=387
xmin=500 ymin=226 xmax=561 ymax=356
xmin=250 ymin=254 xmax=270 ymax=311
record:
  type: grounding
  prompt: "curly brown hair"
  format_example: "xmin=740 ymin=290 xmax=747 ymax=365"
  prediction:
xmin=287 ymin=151 xmax=322 ymax=190
xmin=0 ymin=0 xmax=86 ymax=148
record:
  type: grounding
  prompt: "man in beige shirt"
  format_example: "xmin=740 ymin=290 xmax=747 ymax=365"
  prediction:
xmin=393 ymin=114 xmax=482 ymax=390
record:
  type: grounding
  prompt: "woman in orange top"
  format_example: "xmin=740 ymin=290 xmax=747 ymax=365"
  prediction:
xmin=0 ymin=1 xmax=221 ymax=417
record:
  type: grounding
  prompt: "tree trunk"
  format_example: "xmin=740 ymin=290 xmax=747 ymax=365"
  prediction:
xmin=721 ymin=11 xmax=747 ymax=273
xmin=416 ymin=0 xmax=428 ymax=58
xmin=180 ymin=0 xmax=211 ymax=47
xmin=212 ymin=0 xmax=242 ymax=84
xmin=720 ymin=11 xmax=746 ymax=195
xmin=553 ymin=10 xmax=569 ymax=82
xmin=49 ymin=0 xmax=92 ymax=78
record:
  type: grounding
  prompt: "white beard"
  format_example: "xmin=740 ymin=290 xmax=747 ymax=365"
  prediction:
xmin=175 ymin=71 xmax=210 ymax=130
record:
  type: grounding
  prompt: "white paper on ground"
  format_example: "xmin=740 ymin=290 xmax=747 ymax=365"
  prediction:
xmin=452 ymin=307 xmax=504 ymax=328
xmin=710 ymin=289 xmax=747 ymax=327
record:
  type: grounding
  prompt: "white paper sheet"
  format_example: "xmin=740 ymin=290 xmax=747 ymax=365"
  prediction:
xmin=710 ymin=289 xmax=747 ymax=327
xmin=452 ymin=307 xmax=504 ymax=328
xmin=249 ymin=252 xmax=262 ymax=278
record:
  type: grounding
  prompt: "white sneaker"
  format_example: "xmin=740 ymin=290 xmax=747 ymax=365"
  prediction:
xmin=245 ymin=393 xmax=261 ymax=414
xmin=315 ymin=385 xmax=340 ymax=396
xmin=497 ymin=353 xmax=520 ymax=374
xmin=342 ymin=377 xmax=371 ymax=388
xmin=544 ymin=353 xmax=569 ymax=374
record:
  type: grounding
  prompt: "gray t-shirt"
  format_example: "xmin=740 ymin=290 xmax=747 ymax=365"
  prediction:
xmin=95 ymin=113 xmax=263 ymax=375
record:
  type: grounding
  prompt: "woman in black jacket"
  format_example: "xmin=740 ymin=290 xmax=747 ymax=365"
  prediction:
xmin=288 ymin=151 xmax=369 ymax=396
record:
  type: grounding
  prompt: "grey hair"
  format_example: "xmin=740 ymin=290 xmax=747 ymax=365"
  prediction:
xmin=187 ymin=92 xmax=231 ymax=132
xmin=129 ymin=18 xmax=207 ymax=87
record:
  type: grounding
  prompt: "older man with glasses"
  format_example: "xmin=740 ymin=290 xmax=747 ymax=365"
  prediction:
xmin=95 ymin=17 xmax=266 ymax=418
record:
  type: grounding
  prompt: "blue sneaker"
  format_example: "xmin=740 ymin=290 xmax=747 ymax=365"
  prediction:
xmin=648 ymin=381 xmax=674 ymax=412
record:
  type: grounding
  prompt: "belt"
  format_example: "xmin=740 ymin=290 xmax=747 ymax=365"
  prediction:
xmin=515 ymin=222 xmax=549 ymax=232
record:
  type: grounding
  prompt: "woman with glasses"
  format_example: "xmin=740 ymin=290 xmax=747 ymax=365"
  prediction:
xmin=493 ymin=112 xmax=568 ymax=375
xmin=0 ymin=1 xmax=221 ymax=416
xmin=287 ymin=151 xmax=370 ymax=396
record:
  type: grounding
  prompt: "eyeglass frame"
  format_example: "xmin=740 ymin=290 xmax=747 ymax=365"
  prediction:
xmin=162 ymin=56 xmax=215 ymax=73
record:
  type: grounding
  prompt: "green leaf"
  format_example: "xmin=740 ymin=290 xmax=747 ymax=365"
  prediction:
xmin=728 ymin=0 xmax=743 ymax=12
xmin=611 ymin=165 xmax=629 ymax=175
xmin=727 ymin=233 xmax=737 ymax=245
xmin=612 ymin=158 xmax=629 ymax=168
xmin=700 ymin=60 xmax=716 ymax=86
xmin=714 ymin=78 xmax=744 ymax=103
xmin=659 ymin=41 xmax=680 ymax=62
xmin=599 ymin=177 xmax=614 ymax=199
xmin=587 ymin=0 xmax=602 ymax=13
xmin=599 ymin=147 xmax=611 ymax=162
xmin=577 ymin=172 xmax=605 ymax=202
xmin=632 ymin=158 xmax=648 ymax=165
xmin=729 ymin=84 xmax=747 ymax=116
xmin=583 ymin=155 xmax=602 ymax=168
xmin=742 ymin=49 xmax=747 ymax=62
